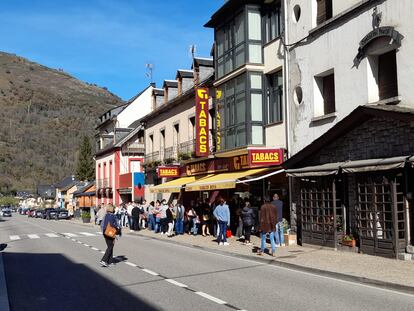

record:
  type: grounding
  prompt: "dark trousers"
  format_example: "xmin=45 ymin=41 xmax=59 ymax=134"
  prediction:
xmin=101 ymin=235 xmax=115 ymax=264
xmin=133 ymin=217 xmax=140 ymax=231
xmin=243 ymin=225 xmax=252 ymax=242
xmin=160 ymin=218 xmax=168 ymax=233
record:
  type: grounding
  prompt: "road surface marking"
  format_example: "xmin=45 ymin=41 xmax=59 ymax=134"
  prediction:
xmin=142 ymin=268 xmax=159 ymax=276
xmin=77 ymin=241 xmax=83 ymax=244
xmin=165 ymin=279 xmax=188 ymax=288
xmin=100 ymin=251 xmax=105 ymax=254
xmin=91 ymin=247 xmax=99 ymax=251
xmin=83 ymin=244 xmax=90 ymax=247
xmin=45 ymin=233 xmax=59 ymax=238
xmin=125 ymin=262 xmax=137 ymax=267
xmin=27 ymin=234 xmax=40 ymax=239
xmin=79 ymin=232 xmax=96 ymax=236
xmin=63 ymin=233 xmax=78 ymax=237
xmin=96 ymin=232 xmax=102 ymax=235
xmin=195 ymin=292 xmax=226 ymax=304
xmin=9 ymin=235 xmax=20 ymax=241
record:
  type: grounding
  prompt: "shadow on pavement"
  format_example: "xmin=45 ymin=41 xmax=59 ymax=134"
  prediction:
xmin=0 ymin=244 xmax=7 ymax=251
xmin=3 ymin=252 xmax=159 ymax=311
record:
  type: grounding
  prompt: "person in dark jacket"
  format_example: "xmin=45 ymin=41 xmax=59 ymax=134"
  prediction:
xmin=258 ymin=197 xmax=278 ymax=257
xmin=100 ymin=204 xmax=121 ymax=267
xmin=241 ymin=199 xmax=255 ymax=245
xmin=131 ymin=204 xmax=141 ymax=231
xmin=272 ymin=193 xmax=284 ymax=246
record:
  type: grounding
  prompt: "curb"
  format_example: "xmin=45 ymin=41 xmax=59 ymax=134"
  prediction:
xmin=0 ymin=252 xmax=10 ymax=311
xmin=131 ymin=232 xmax=414 ymax=295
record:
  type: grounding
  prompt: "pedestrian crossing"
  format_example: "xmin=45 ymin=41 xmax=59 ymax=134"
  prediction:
xmin=8 ymin=231 xmax=102 ymax=241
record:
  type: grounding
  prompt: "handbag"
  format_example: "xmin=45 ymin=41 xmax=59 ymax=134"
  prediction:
xmin=104 ymin=222 xmax=117 ymax=238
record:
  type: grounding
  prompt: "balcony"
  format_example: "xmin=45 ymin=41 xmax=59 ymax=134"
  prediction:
xmin=122 ymin=142 xmax=145 ymax=155
xmin=144 ymin=140 xmax=196 ymax=166
xmin=178 ymin=139 xmax=195 ymax=159
xmin=164 ymin=146 xmax=178 ymax=163
xmin=144 ymin=151 xmax=160 ymax=164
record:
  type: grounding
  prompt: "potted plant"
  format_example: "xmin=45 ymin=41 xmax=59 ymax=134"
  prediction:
xmin=282 ymin=218 xmax=297 ymax=246
xmin=342 ymin=234 xmax=356 ymax=247
xmin=81 ymin=210 xmax=91 ymax=223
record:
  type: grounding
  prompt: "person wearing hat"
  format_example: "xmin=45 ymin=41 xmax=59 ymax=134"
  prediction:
xmin=100 ymin=204 xmax=121 ymax=267
xmin=258 ymin=196 xmax=278 ymax=256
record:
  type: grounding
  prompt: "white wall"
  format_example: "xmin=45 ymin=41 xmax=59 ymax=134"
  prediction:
xmin=287 ymin=0 xmax=414 ymax=155
xmin=117 ymin=86 xmax=154 ymax=128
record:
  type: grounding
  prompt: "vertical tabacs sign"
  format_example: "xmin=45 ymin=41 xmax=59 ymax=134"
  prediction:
xmin=195 ymin=88 xmax=209 ymax=157
xmin=215 ymin=89 xmax=222 ymax=152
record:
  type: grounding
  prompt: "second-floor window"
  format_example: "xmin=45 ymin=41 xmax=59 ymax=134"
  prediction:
xmin=264 ymin=6 xmax=281 ymax=44
xmin=378 ymin=50 xmax=398 ymax=100
xmin=316 ymin=0 xmax=333 ymax=25
xmin=266 ymin=71 xmax=283 ymax=123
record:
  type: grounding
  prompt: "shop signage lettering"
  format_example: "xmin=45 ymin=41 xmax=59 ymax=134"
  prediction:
xmin=248 ymin=149 xmax=284 ymax=166
xmin=186 ymin=162 xmax=208 ymax=176
xmin=158 ymin=166 xmax=180 ymax=178
xmin=233 ymin=155 xmax=250 ymax=171
xmin=195 ymin=88 xmax=209 ymax=157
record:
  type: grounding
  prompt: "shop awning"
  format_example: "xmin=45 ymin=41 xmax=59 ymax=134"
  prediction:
xmin=236 ymin=169 xmax=285 ymax=184
xmin=149 ymin=176 xmax=200 ymax=193
xmin=286 ymin=156 xmax=411 ymax=177
xmin=185 ymin=168 xmax=269 ymax=191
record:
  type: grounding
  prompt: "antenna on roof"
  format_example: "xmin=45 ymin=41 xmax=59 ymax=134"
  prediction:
xmin=145 ymin=63 xmax=154 ymax=83
xmin=189 ymin=45 xmax=196 ymax=66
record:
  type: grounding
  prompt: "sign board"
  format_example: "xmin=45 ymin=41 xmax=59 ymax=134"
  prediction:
xmin=133 ymin=172 xmax=145 ymax=200
xmin=195 ymin=88 xmax=209 ymax=157
xmin=248 ymin=148 xmax=284 ymax=167
xmin=157 ymin=166 xmax=180 ymax=178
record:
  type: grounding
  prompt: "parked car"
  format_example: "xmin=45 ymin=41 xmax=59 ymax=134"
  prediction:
xmin=45 ymin=208 xmax=57 ymax=220
xmin=27 ymin=209 xmax=36 ymax=217
xmin=35 ymin=209 xmax=45 ymax=218
xmin=55 ymin=209 xmax=70 ymax=220
xmin=1 ymin=208 xmax=12 ymax=217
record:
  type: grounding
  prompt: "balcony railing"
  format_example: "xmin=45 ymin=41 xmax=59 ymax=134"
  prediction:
xmin=179 ymin=139 xmax=195 ymax=156
xmin=144 ymin=140 xmax=196 ymax=165
xmin=122 ymin=142 xmax=145 ymax=155
xmin=144 ymin=151 xmax=160 ymax=164
xmin=97 ymin=178 xmax=110 ymax=189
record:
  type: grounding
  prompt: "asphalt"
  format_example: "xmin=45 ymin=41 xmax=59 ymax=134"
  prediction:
xmin=1 ymin=214 xmax=414 ymax=311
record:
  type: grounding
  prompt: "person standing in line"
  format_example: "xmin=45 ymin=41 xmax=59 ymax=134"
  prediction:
xmin=120 ymin=204 xmax=128 ymax=227
xmin=213 ymin=197 xmax=230 ymax=246
xmin=166 ymin=203 xmax=175 ymax=237
xmin=131 ymin=203 xmax=140 ymax=231
xmin=258 ymin=196 xmax=278 ymax=257
xmin=100 ymin=204 xmax=121 ymax=267
xmin=241 ymin=198 xmax=255 ymax=245
xmin=154 ymin=201 xmax=161 ymax=233
xmin=96 ymin=205 xmax=106 ymax=226
xmin=174 ymin=200 xmax=185 ymax=235
xmin=159 ymin=200 xmax=169 ymax=234
xmin=140 ymin=200 xmax=149 ymax=229
xmin=126 ymin=202 xmax=134 ymax=231
xmin=148 ymin=201 xmax=155 ymax=231
xmin=201 ymin=198 xmax=211 ymax=236
xmin=272 ymin=193 xmax=284 ymax=246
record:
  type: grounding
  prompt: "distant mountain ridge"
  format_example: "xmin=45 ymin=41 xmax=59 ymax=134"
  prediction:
xmin=0 ymin=51 xmax=124 ymax=192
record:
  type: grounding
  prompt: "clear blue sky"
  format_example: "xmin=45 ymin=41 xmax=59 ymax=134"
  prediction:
xmin=0 ymin=0 xmax=223 ymax=100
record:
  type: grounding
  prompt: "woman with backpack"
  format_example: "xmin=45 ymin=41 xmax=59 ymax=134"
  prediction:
xmin=241 ymin=199 xmax=255 ymax=245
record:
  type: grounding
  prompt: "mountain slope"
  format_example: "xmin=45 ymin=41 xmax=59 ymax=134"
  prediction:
xmin=0 ymin=51 xmax=123 ymax=192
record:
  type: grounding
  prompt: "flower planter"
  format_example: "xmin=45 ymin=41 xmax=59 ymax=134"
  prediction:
xmin=284 ymin=233 xmax=297 ymax=246
xmin=82 ymin=217 xmax=91 ymax=223
xmin=342 ymin=239 xmax=356 ymax=247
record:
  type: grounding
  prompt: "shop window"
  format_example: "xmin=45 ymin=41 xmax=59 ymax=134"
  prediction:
xmin=266 ymin=71 xmax=283 ymax=123
xmin=378 ymin=50 xmax=398 ymax=100
xmin=316 ymin=0 xmax=333 ymax=25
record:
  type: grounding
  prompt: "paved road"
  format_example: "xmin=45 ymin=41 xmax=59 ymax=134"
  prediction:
xmin=1 ymin=214 xmax=413 ymax=311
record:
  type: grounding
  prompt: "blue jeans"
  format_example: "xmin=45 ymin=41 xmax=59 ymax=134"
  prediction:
xmin=275 ymin=221 xmax=284 ymax=246
xmin=261 ymin=231 xmax=276 ymax=253
xmin=217 ymin=221 xmax=227 ymax=243
xmin=155 ymin=218 xmax=160 ymax=233
xmin=148 ymin=214 xmax=155 ymax=231
xmin=190 ymin=218 xmax=198 ymax=235
xmin=175 ymin=219 xmax=184 ymax=234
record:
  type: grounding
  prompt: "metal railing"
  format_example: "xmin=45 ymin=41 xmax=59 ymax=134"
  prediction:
xmin=97 ymin=178 xmax=110 ymax=189
xmin=122 ymin=142 xmax=145 ymax=154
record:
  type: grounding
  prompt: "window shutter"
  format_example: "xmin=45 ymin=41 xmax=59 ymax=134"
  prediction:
xmin=317 ymin=0 xmax=327 ymax=25
xmin=323 ymin=74 xmax=335 ymax=114
xmin=379 ymin=50 xmax=398 ymax=100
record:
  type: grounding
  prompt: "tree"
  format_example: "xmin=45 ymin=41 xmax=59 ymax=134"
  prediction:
xmin=75 ymin=136 xmax=94 ymax=181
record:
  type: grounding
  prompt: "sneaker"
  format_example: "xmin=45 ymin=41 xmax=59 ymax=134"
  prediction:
xmin=223 ymin=242 xmax=229 ymax=246
xmin=219 ymin=242 xmax=224 ymax=246
xmin=246 ymin=242 xmax=252 ymax=245
xmin=100 ymin=261 xmax=108 ymax=267
xmin=281 ymin=243 xmax=286 ymax=247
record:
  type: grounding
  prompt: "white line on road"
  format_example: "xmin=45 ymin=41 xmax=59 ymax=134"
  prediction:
xmin=77 ymin=241 xmax=83 ymax=244
xmin=165 ymin=279 xmax=188 ymax=288
xmin=141 ymin=268 xmax=159 ymax=276
xmin=125 ymin=262 xmax=137 ymax=267
xmin=9 ymin=235 xmax=20 ymax=241
xmin=63 ymin=233 xmax=78 ymax=237
xmin=83 ymin=244 xmax=90 ymax=247
xmin=27 ymin=234 xmax=40 ymax=239
xmin=45 ymin=233 xmax=59 ymax=238
xmin=79 ymin=232 xmax=96 ymax=236
xmin=195 ymin=292 xmax=227 ymax=305
xmin=91 ymin=247 xmax=99 ymax=251
xmin=100 ymin=251 xmax=105 ymax=254
xmin=95 ymin=232 xmax=102 ymax=235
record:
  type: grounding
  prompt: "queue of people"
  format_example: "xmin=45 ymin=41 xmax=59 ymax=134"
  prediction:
xmin=96 ymin=193 xmax=286 ymax=259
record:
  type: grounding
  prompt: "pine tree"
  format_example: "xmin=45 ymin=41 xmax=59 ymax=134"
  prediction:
xmin=75 ymin=136 xmax=94 ymax=181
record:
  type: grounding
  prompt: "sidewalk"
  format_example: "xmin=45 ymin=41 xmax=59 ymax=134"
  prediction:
xmin=68 ymin=219 xmax=414 ymax=293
